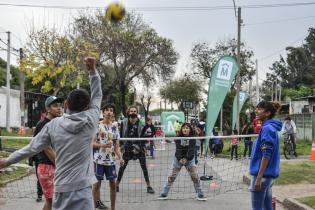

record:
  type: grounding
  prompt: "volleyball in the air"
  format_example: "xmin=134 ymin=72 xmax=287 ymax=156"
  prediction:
xmin=105 ymin=2 xmax=126 ymax=22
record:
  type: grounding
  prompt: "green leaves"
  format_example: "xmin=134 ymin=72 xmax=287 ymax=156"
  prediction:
xmin=74 ymin=11 xmax=178 ymax=113
xmin=266 ymin=27 xmax=315 ymax=101
xmin=160 ymin=77 xmax=202 ymax=110
xmin=190 ymin=39 xmax=255 ymax=86
xmin=21 ymin=28 xmax=98 ymax=95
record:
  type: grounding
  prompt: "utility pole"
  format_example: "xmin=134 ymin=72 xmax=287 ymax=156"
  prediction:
xmin=275 ymin=79 xmax=278 ymax=101
xmin=6 ymin=31 xmax=11 ymax=132
xmin=19 ymin=48 xmax=25 ymax=127
xmin=255 ymin=59 xmax=259 ymax=105
xmin=236 ymin=7 xmax=242 ymax=133
xmin=249 ymin=79 xmax=252 ymax=107
xmin=271 ymin=81 xmax=274 ymax=101
xmin=279 ymin=80 xmax=282 ymax=102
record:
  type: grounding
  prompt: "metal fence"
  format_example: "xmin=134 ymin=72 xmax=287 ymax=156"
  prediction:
xmin=278 ymin=113 xmax=315 ymax=141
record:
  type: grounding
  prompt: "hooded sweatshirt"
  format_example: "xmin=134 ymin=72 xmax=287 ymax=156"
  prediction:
xmin=7 ymin=70 xmax=102 ymax=193
xmin=250 ymin=119 xmax=282 ymax=178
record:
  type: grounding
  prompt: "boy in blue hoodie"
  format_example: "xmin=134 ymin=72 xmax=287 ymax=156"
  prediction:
xmin=0 ymin=57 xmax=102 ymax=210
xmin=250 ymin=101 xmax=282 ymax=210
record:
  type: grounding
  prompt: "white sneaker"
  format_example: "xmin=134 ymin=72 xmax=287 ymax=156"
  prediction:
xmin=196 ymin=194 xmax=207 ymax=201
xmin=158 ymin=194 xmax=168 ymax=200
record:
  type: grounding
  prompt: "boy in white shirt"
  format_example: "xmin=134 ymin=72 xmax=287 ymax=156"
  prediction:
xmin=92 ymin=103 xmax=123 ymax=210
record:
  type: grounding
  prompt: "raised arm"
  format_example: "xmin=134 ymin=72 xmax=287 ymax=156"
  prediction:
xmin=84 ymin=57 xmax=102 ymax=125
xmin=0 ymin=125 xmax=52 ymax=169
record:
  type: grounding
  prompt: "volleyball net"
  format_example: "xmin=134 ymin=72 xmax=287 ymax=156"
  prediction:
xmin=0 ymin=134 xmax=257 ymax=202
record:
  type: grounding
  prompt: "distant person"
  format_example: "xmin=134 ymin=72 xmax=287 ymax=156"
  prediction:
xmin=141 ymin=117 xmax=156 ymax=159
xmin=174 ymin=120 xmax=181 ymax=136
xmin=252 ymin=112 xmax=262 ymax=134
xmin=250 ymin=101 xmax=282 ymax=210
xmin=242 ymin=122 xmax=254 ymax=158
xmin=196 ymin=126 xmax=205 ymax=158
xmin=211 ymin=131 xmax=223 ymax=157
xmin=230 ymin=129 xmax=239 ymax=160
xmin=281 ymin=116 xmax=297 ymax=157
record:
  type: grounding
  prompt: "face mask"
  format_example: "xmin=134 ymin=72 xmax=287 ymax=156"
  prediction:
xmin=129 ymin=113 xmax=137 ymax=119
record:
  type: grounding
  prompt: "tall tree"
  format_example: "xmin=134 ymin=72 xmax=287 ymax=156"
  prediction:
xmin=0 ymin=57 xmax=20 ymax=88
xmin=267 ymin=27 xmax=315 ymax=100
xmin=190 ymin=39 xmax=255 ymax=86
xmin=159 ymin=77 xmax=203 ymax=111
xmin=74 ymin=11 xmax=178 ymax=114
xmin=20 ymin=28 xmax=97 ymax=95
xmin=140 ymin=92 xmax=152 ymax=120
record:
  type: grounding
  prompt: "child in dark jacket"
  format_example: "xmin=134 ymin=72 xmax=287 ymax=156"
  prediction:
xmin=158 ymin=123 xmax=206 ymax=201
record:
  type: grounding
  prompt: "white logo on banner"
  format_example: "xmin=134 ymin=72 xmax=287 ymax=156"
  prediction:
xmin=217 ymin=60 xmax=233 ymax=80
xmin=166 ymin=114 xmax=180 ymax=133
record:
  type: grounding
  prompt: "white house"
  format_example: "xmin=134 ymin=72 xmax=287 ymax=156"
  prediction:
xmin=0 ymin=87 xmax=21 ymax=128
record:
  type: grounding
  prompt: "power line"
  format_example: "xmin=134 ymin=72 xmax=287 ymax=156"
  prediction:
xmin=0 ymin=39 xmax=19 ymax=52
xmin=0 ymin=2 xmax=315 ymax=11
xmin=0 ymin=37 xmax=7 ymax=46
xmin=246 ymin=15 xmax=315 ymax=26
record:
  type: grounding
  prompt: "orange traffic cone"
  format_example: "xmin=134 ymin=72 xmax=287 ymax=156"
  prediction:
xmin=310 ymin=141 xmax=315 ymax=161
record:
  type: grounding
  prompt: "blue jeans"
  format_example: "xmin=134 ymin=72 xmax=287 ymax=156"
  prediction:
xmin=161 ymin=157 xmax=203 ymax=196
xmin=250 ymin=176 xmax=274 ymax=210
xmin=195 ymin=146 xmax=200 ymax=164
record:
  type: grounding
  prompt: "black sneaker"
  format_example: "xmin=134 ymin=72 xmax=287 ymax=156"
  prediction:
xmin=158 ymin=193 xmax=168 ymax=200
xmin=197 ymin=194 xmax=207 ymax=201
xmin=36 ymin=195 xmax=42 ymax=202
xmin=147 ymin=186 xmax=155 ymax=194
xmin=95 ymin=200 xmax=108 ymax=209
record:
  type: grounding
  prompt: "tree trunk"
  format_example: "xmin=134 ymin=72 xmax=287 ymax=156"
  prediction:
xmin=53 ymin=87 xmax=61 ymax=96
xmin=120 ymin=82 xmax=127 ymax=116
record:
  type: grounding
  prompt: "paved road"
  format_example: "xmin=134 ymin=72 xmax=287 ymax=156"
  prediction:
xmin=0 ymin=143 xmax=287 ymax=210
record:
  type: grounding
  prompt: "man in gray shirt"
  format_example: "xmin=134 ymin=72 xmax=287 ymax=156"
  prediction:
xmin=0 ymin=57 xmax=102 ymax=210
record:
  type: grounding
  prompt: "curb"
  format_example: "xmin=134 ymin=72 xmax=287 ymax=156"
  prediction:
xmin=283 ymin=198 xmax=314 ymax=210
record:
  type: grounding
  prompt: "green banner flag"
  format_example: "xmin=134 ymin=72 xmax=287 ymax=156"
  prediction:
xmin=205 ymin=56 xmax=240 ymax=153
xmin=232 ymin=91 xmax=249 ymax=130
xmin=161 ymin=112 xmax=185 ymax=137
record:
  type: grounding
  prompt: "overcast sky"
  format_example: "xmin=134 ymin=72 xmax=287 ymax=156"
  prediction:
xmin=0 ymin=0 xmax=315 ymax=88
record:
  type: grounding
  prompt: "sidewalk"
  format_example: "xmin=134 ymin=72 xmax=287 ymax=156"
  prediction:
xmin=273 ymin=184 xmax=315 ymax=203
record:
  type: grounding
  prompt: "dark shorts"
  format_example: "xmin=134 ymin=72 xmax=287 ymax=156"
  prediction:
xmin=94 ymin=163 xmax=117 ymax=181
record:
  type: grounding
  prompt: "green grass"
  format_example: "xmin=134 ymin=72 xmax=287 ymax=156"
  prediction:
xmin=0 ymin=167 xmax=30 ymax=187
xmin=294 ymin=140 xmax=312 ymax=156
xmin=296 ymin=196 xmax=315 ymax=209
xmin=275 ymin=161 xmax=315 ymax=185
xmin=0 ymin=131 xmax=32 ymax=149
xmin=0 ymin=130 xmax=32 ymax=137
xmin=1 ymin=139 xmax=31 ymax=149
xmin=218 ymin=138 xmax=311 ymax=156
xmin=0 ymin=151 xmax=10 ymax=157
